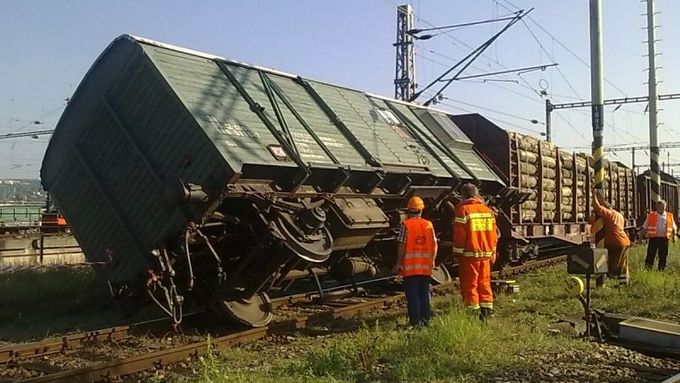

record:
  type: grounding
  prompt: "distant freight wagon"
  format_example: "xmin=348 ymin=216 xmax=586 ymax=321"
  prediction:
xmin=0 ymin=204 xmax=42 ymax=228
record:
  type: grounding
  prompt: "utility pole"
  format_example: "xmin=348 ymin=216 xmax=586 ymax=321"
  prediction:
xmin=394 ymin=4 xmax=416 ymax=101
xmin=589 ymin=0 xmax=606 ymax=297
xmin=590 ymin=0 xmax=605 ymax=217
xmin=631 ymin=147 xmax=636 ymax=171
xmin=647 ymin=0 xmax=661 ymax=203
xmin=545 ymin=99 xmax=552 ymax=142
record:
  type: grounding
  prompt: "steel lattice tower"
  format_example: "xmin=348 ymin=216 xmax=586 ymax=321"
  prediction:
xmin=394 ymin=4 xmax=416 ymax=101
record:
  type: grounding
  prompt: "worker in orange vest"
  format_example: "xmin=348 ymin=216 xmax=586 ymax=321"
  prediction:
xmin=641 ymin=199 xmax=677 ymax=271
xmin=392 ymin=196 xmax=438 ymax=327
xmin=591 ymin=190 xmax=631 ymax=285
xmin=453 ymin=183 xmax=498 ymax=320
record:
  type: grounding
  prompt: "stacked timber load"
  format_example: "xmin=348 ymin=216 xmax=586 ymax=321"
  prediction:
xmin=513 ymin=132 xmax=538 ymax=222
xmin=540 ymin=140 xmax=558 ymax=221
xmin=512 ymin=132 xmax=558 ymax=222
xmin=586 ymin=157 xmax=623 ymax=210
xmin=618 ymin=166 xmax=635 ymax=219
xmin=559 ymin=150 xmax=575 ymax=221
xmin=598 ymin=158 xmax=613 ymax=202
xmin=608 ymin=161 xmax=619 ymax=207
xmin=575 ymin=154 xmax=588 ymax=221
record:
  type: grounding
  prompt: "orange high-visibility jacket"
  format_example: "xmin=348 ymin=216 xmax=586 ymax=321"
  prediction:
xmin=401 ymin=217 xmax=436 ymax=277
xmin=453 ymin=197 xmax=498 ymax=258
xmin=646 ymin=212 xmax=675 ymax=239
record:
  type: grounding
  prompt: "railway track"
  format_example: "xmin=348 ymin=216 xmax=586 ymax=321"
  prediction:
xmin=612 ymin=362 xmax=680 ymax=382
xmin=2 ymin=255 xmax=566 ymax=383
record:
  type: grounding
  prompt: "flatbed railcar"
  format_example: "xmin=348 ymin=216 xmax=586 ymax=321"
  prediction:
xmin=450 ymin=113 xmax=638 ymax=260
xmin=41 ymin=35 xmax=521 ymax=327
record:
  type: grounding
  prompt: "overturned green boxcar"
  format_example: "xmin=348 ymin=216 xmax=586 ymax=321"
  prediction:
xmin=41 ymin=35 xmax=509 ymax=326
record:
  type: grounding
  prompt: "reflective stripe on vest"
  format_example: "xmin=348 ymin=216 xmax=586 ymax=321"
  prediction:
xmin=457 ymin=250 xmax=496 ymax=258
xmin=401 ymin=217 xmax=435 ymax=277
xmin=647 ymin=212 xmax=674 ymax=239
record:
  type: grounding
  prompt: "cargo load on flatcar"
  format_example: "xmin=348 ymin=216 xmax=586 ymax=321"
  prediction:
xmin=451 ymin=113 xmax=637 ymax=260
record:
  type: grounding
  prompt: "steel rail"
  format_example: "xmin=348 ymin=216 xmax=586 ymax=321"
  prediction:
xmin=16 ymin=255 xmax=566 ymax=383
xmin=611 ymin=361 xmax=679 ymax=382
xmin=0 ymin=288 xmax=364 ymax=365
xmin=0 ymin=327 xmax=130 ymax=364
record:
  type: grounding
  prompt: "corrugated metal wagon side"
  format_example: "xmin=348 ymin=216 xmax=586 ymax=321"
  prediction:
xmin=41 ymin=37 xmax=234 ymax=290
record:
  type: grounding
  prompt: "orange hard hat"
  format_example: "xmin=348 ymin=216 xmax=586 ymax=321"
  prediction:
xmin=407 ymin=196 xmax=425 ymax=211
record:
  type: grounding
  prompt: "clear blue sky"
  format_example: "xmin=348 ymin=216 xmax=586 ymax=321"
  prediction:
xmin=2 ymin=0 xmax=679 ymax=178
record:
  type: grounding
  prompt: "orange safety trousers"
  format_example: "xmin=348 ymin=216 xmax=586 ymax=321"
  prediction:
xmin=458 ymin=257 xmax=493 ymax=310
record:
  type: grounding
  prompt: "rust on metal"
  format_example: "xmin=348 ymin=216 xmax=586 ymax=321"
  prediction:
xmin=0 ymin=327 xmax=130 ymax=364
xmin=20 ymin=328 xmax=269 ymax=383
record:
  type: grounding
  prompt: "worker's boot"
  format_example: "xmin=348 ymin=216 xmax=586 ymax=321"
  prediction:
xmin=479 ymin=307 xmax=494 ymax=321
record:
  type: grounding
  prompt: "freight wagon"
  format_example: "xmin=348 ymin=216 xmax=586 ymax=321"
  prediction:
xmin=43 ymin=35 xmax=653 ymax=328
xmin=0 ymin=204 xmax=43 ymax=229
xmin=0 ymin=204 xmax=43 ymax=228
xmin=450 ymin=114 xmax=637 ymax=261
xmin=0 ymin=204 xmax=68 ymax=234
xmin=41 ymin=35 xmax=517 ymax=327
xmin=637 ymin=170 xmax=680 ymax=225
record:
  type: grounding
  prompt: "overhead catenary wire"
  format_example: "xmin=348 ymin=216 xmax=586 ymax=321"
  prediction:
xmin=551 ymin=110 xmax=590 ymax=142
xmin=492 ymin=0 xmax=630 ymax=97
xmin=416 ymin=88 xmax=543 ymax=135
xmin=415 ymin=47 xmax=544 ymax=104
xmin=519 ymin=18 xmax=583 ymax=100
xmin=411 ymin=8 xmax=533 ymax=105
xmin=389 ymin=0 xmax=635 ymax=105
xmin=439 ymin=97 xmax=542 ymax=126
xmin=438 ymin=100 xmax=544 ymax=135
xmin=385 ymin=0 xmax=652 ymax=153
xmin=383 ymin=0 xmax=545 ymax=97
xmin=487 ymin=2 xmax=655 ymax=146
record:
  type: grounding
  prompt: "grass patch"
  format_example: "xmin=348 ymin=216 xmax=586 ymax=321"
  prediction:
xmin=180 ymin=307 xmax=586 ymax=383
xmin=181 ymin=243 xmax=680 ymax=383
xmin=499 ymin=243 xmax=680 ymax=322
xmin=0 ymin=268 xmax=95 ymax=309
xmin=0 ymin=267 xmax=159 ymax=341
xmin=291 ymin=309 xmax=575 ymax=382
xmin=588 ymin=243 xmax=680 ymax=321
xmin=0 ymin=268 xmax=104 ymax=340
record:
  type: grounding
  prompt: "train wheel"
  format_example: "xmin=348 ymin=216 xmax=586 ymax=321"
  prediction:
xmin=274 ymin=212 xmax=333 ymax=263
xmin=430 ymin=264 xmax=452 ymax=285
xmin=216 ymin=290 xmax=273 ymax=327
